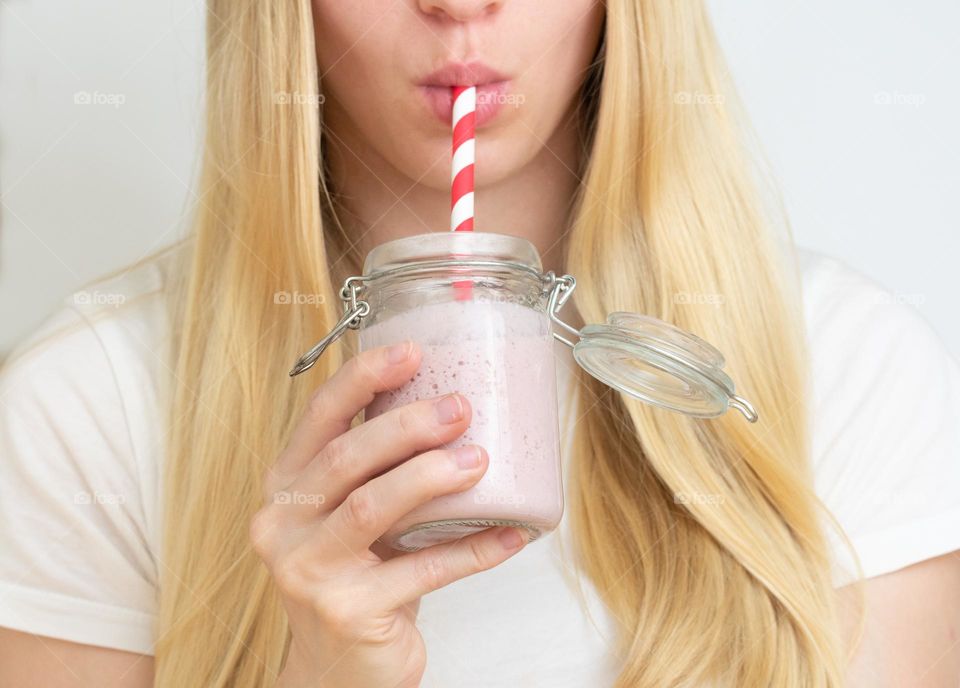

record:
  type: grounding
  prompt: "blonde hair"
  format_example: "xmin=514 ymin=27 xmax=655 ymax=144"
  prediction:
xmin=154 ymin=1 xmax=861 ymax=685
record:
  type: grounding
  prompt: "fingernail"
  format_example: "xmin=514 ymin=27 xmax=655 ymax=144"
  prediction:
xmin=499 ymin=527 xmax=525 ymax=550
xmin=435 ymin=394 xmax=464 ymax=424
xmin=387 ymin=340 xmax=412 ymax=364
xmin=454 ymin=445 xmax=481 ymax=469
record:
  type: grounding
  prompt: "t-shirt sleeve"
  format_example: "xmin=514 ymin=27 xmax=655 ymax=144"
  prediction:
xmin=0 ymin=306 xmax=157 ymax=654
xmin=802 ymin=254 xmax=960 ymax=587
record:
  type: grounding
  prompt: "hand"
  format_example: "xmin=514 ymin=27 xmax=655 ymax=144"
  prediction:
xmin=251 ymin=341 xmax=529 ymax=688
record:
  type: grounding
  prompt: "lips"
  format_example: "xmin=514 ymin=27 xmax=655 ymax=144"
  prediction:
xmin=417 ymin=61 xmax=513 ymax=127
xmin=419 ymin=61 xmax=509 ymax=88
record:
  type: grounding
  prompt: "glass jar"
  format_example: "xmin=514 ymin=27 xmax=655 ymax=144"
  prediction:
xmin=289 ymin=232 xmax=757 ymax=551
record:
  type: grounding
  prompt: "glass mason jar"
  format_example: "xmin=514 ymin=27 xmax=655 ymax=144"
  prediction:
xmin=289 ymin=232 xmax=757 ymax=551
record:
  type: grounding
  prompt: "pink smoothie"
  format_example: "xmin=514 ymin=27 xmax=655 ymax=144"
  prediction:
xmin=359 ymin=298 xmax=564 ymax=551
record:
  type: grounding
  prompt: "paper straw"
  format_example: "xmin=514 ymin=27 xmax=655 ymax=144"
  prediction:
xmin=451 ymin=85 xmax=475 ymax=300
xmin=451 ymin=86 xmax=475 ymax=232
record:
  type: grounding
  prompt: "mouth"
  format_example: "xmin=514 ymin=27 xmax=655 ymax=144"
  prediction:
xmin=417 ymin=61 xmax=514 ymax=127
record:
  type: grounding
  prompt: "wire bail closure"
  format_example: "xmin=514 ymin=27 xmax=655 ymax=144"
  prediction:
xmin=288 ymin=277 xmax=369 ymax=377
xmin=542 ymin=271 xmax=582 ymax=348
xmin=287 ymin=266 xmax=758 ymax=423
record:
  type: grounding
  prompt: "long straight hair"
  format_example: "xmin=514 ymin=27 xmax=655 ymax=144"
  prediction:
xmin=154 ymin=1 xmax=860 ymax=685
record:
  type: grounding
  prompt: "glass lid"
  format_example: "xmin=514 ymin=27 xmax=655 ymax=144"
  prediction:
xmin=572 ymin=313 xmax=756 ymax=421
xmin=546 ymin=277 xmax=758 ymax=422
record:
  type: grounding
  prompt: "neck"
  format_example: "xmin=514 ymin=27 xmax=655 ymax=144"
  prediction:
xmin=322 ymin=110 xmax=583 ymax=278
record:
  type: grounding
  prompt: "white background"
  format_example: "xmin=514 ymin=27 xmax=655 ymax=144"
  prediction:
xmin=1 ymin=0 xmax=957 ymax=358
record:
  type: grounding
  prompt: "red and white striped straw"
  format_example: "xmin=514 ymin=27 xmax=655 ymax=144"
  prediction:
xmin=450 ymin=86 xmax=476 ymax=300
xmin=450 ymin=86 xmax=476 ymax=232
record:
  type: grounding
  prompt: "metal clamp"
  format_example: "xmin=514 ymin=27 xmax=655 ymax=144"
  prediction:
xmin=728 ymin=395 xmax=758 ymax=423
xmin=542 ymin=272 xmax=582 ymax=348
xmin=288 ymin=277 xmax=369 ymax=377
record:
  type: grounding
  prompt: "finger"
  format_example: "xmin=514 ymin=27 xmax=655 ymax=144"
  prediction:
xmin=275 ymin=341 xmax=421 ymax=477
xmin=317 ymin=443 xmax=488 ymax=555
xmin=281 ymin=393 xmax=473 ymax=515
xmin=374 ymin=526 xmax=529 ymax=607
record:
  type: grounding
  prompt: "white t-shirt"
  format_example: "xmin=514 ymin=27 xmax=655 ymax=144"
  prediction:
xmin=1 ymin=245 xmax=958 ymax=686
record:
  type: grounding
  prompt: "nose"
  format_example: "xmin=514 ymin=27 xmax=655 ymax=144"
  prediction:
xmin=417 ymin=0 xmax=503 ymax=22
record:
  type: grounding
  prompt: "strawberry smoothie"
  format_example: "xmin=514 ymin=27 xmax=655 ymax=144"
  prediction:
xmin=359 ymin=297 xmax=564 ymax=551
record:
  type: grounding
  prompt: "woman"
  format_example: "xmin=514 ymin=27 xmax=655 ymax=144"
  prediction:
xmin=1 ymin=1 xmax=958 ymax=686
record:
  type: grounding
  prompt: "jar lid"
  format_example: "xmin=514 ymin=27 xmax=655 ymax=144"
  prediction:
xmin=572 ymin=312 xmax=758 ymax=421
xmin=364 ymin=231 xmax=542 ymax=276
